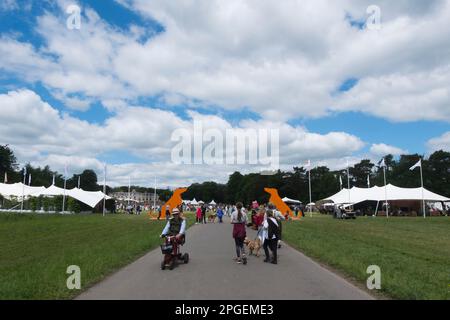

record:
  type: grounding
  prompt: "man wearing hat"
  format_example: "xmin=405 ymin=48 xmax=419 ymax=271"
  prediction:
xmin=160 ymin=208 xmax=186 ymax=242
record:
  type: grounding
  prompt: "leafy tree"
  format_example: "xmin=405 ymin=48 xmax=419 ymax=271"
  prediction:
xmin=0 ymin=145 xmax=19 ymax=183
xmin=29 ymin=197 xmax=40 ymax=212
xmin=350 ymin=160 xmax=375 ymax=188
xmin=426 ymin=150 xmax=450 ymax=197
xmin=67 ymin=197 xmax=81 ymax=213
xmin=226 ymin=172 xmax=244 ymax=203
xmin=77 ymin=170 xmax=98 ymax=191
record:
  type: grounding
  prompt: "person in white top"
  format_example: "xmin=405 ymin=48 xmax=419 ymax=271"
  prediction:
xmin=262 ymin=209 xmax=279 ymax=264
xmin=272 ymin=208 xmax=286 ymax=248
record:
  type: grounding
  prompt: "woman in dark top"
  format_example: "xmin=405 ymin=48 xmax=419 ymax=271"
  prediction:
xmin=231 ymin=202 xmax=248 ymax=265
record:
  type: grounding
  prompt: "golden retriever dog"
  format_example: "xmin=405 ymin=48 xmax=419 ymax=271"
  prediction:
xmin=208 ymin=213 xmax=217 ymax=223
xmin=244 ymin=237 xmax=262 ymax=257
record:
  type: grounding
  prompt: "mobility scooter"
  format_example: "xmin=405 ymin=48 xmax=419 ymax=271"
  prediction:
xmin=160 ymin=235 xmax=189 ymax=270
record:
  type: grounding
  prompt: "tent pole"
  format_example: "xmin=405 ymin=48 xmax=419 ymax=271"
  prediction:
xmin=21 ymin=176 xmax=25 ymax=213
xmin=383 ymin=165 xmax=388 ymax=219
xmin=420 ymin=164 xmax=425 ymax=219
xmin=374 ymin=201 xmax=379 ymax=217
xmin=62 ymin=178 xmax=66 ymax=214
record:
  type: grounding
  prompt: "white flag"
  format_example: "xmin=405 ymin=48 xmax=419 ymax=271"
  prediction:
xmin=379 ymin=158 xmax=386 ymax=168
xmin=409 ymin=159 xmax=421 ymax=171
xmin=64 ymin=164 xmax=69 ymax=179
xmin=28 ymin=174 xmax=31 ymax=186
xmin=304 ymin=160 xmax=312 ymax=171
xmin=23 ymin=166 xmax=27 ymax=177
xmin=367 ymin=175 xmax=370 ymax=188
xmin=78 ymin=175 xmax=81 ymax=189
xmin=52 ymin=174 xmax=55 ymax=185
xmin=4 ymin=172 xmax=7 ymax=183
xmin=339 ymin=175 xmax=343 ymax=188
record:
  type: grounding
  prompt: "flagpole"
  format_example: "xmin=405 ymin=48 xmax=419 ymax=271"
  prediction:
xmin=383 ymin=165 xmax=388 ymax=219
xmin=103 ymin=164 xmax=106 ymax=217
xmin=21 ymin=168 xmax=26 ymax=213
xmin=62 ymin=177 xmax=66 ymax=214
xmin=154 ymin=177 xmax=157 ymax=212
xmin=128 ymin=176 xmax=131 ymax=207
xmin=420 ymin=163 xmax=425 ymax=219
xmin=308 ymin=168 xmax=312 ymax=217
xmin=347 ymin=162 xmax=351 ymax=204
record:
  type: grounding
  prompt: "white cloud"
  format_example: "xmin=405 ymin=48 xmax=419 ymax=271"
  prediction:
xmin=2 ymin=1 xmax=449 ymax=186
xmin=2 ymin=0 xmax=450 ymax=122
xmin=0 ymin=89 xmax=367 ymax=186
xmin=427 ymin=132 xmax=450 ymax=152
xmin=370 ymin=143 xmax=408 ymax=156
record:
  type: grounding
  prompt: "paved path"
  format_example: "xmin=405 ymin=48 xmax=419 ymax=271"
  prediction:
xmin=77 ymin=218 xmax=373 ymax=300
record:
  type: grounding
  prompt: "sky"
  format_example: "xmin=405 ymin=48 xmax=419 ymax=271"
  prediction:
xmin=0 ymin=0 xmax=449 ymax=187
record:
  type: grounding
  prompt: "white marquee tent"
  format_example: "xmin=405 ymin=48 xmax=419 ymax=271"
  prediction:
xmin=282 ymin=197 xmax=302 ymax=204
xmin=323 ymin=184 xmax=450 ymax=205
xmin=0 ymin=183 xmax=110 ymax=208
xmin=0 ymin=183 xmax=45 ymax=200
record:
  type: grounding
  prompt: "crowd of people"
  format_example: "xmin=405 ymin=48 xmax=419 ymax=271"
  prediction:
xmin=170 ymin=201 xmax=289 ymax=265
xmin=230 ymin=202 xmax=288 ymax=265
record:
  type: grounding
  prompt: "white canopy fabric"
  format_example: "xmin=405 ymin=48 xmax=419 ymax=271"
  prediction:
xmin=69 ymin=188 xmax=112 ymax=208
xmin=190 ymin=198 xmax=198 ymax=205
xmin=0 ymin=183 xmax=110 ymax=208
xmin=0 ymin=183 xmax=45 ymax=200
xmin=282 ymin=197 xmax=302 ymax=204
xmin=40 ymin=184 xmax=66 ymax=196
xmin=323 ymin=184 xmax=450 ymax=205
xmin=209 ymin=200 xmax=216 ymax=205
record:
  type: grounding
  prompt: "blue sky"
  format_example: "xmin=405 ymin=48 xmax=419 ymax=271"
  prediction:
xmin=0 ymin=0 xmax=449 ymax=186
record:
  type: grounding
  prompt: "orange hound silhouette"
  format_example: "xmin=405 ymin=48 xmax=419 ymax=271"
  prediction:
xmin=264 ymin=188 xmax=293 ymax=217
xmin=161 ymin=187 xmax=188 ymax=219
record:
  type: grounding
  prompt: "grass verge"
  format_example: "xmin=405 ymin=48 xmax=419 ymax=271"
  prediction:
xmin=0 ymin=212 xmax=193 ymax=299
xmin=283 ymin=214 xmax=450 ymax=300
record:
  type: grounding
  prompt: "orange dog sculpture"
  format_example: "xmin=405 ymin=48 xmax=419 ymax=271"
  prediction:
xmin=264 ymin=188 xmax=293 ymax=217
xmin=161 ymin=187 xmax=188 ymax=219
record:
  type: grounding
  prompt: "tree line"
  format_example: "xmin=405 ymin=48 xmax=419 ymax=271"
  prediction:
xmin=183 ymin=151 xmax=450 ymax=205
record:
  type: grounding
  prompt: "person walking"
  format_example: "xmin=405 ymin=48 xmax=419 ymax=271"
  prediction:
xmin=165 ymin=205 xmax=170 ymax=221
xmin=217 ymin=206 xmax=224 ymax=223
xmin=231 ymin=202 xmax=247 ymax=265
xmin=262 ymin=209 xmax=279 ymax=264
xmin=201 ymin=204 xmax=207 ymax=224
xmin=196 ymin=206 xmax=202 ymax=224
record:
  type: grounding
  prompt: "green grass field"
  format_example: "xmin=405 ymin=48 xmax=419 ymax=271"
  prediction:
xmin=283 ymin=214 xmax=450 ymax=300
xmin=0 ymin=213 xmax=193 ymax=300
